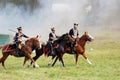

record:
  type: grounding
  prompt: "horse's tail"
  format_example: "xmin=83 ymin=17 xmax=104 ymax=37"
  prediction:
xmin=0 ymin=46 xmax=3 ymax=63
xmin=0 ymin=46 xmax=3 ymax=49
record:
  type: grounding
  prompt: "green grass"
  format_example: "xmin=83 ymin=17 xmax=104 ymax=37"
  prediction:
xmin=0 ymin=28 xmax=120 ymax=80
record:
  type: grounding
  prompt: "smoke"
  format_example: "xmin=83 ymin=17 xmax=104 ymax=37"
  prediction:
xmin=0 ymin=0 xmax=120 ymax=41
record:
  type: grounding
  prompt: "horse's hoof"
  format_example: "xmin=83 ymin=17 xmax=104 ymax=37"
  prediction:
xmin=48 ymin=63 xmax=52 ymax=66
xmin=27 ymin=64 xmax=30 ymax=68
xmin=33 ymin=64 xmax=39 ymax=68
xmin=51 ymin=65 xmax=54 ymax=67
xmin=27 ymin=64 xmax=32 ymax=68
xmin=89 ymin=62 xmax=92 ymax=65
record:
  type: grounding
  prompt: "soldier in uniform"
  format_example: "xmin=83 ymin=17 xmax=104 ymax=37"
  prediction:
xmin=14 ymin=27 xmax=29 ymax=56
xmin=69 ymin=23 xmax=79 ymax=54
xmin=48 ymin=27 xmax=59 ymax=55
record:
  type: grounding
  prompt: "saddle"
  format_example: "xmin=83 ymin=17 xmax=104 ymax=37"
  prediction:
xmin=3 ymin=42 xmax=24 ymax=53
xmin=3 ymin=44 xmax=16 ymax=53
xmin=44 ymin=42 xmax=58 ymax=57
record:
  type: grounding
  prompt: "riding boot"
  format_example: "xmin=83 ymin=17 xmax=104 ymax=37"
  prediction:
xmin=51 ymin=47 xmax=55 ymax=56
xmin=16 ymin=47 xmax=19 ymax=56
xmin=16 ymin=42 xmax=20 ymax=56
xmin=50 ymin=43 xmax=55 ymax=56
xmin=71 ymin=42 xmax=75 ymax=54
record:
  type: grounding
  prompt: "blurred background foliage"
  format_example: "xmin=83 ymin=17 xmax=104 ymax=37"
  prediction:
xmin=0 ymin=34 xmax=12 ymax=45
xmin=0 ymin=0 xmax=39 ymax=12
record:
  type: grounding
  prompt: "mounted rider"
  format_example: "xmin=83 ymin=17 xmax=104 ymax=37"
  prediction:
xmin=14 ymin=27 xmax=29 ymax=56
xmin=69 ymin=23 xmax=79 ymax=54
xmin=48 ymin=27 xmax=59 ymax=55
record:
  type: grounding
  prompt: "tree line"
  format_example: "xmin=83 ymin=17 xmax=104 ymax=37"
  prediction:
xmin=0 ymin=0 xmax=40 ymax=12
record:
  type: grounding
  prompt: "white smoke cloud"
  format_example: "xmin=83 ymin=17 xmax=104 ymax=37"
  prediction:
xmin=0 ymin=0 xmax=120 ymax=41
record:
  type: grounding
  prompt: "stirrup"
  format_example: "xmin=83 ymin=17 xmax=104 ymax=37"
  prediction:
xmin=16 ymin=52 xmax=19 ymax=56
xmin=51 ymin=51 xmax=55 ymax=56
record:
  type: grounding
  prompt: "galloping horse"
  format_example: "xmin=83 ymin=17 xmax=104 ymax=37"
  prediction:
xmin=39 ymin=33 xmax=73 ymax=67
xmin=48 ymin=32 xmax=94 ymax=66
xmin=0 ymin=36 xmax=40 ymax=69
xmin=72 ymin=32 xmax=94 ymax=65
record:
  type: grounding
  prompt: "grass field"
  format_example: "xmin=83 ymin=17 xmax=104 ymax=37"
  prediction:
xmin=0 ymin=28 xmax=120 ymax=80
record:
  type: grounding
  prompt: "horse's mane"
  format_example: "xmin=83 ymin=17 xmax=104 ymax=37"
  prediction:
xmin=79 ymin=33 xmax=86 ymax=40
xmin=25 ymin=36 xmax=40 ymax=50
xmin=78 ymin=32 xmax=93 ymax=42
xmin=25 ymin=37 xmax=38 ymax=43
xmin=54 ymin=33 xmax=67 ymax=43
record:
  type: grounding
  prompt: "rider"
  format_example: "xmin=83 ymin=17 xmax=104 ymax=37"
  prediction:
xmin=14 ymin=27 xmax=29 ymax=56
xmin=48 ymin=27 xmax=59 ymax=55
xmin=69 ymin=23 xmax=79 ymax=54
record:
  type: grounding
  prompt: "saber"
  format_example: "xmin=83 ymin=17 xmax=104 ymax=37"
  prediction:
xmin=8 ymin=29 xmax=29 ymax=38
xmin=8 ymin=29 xmax=17 ymax=33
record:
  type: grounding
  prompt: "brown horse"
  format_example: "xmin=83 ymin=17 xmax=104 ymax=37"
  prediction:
xmin=0 ymin=36 xmax=40 ymax=69
xmin=48 ymin=32 xmax=94 ymax=66
xmin=74 ymin=32 xmax=94 ymax=65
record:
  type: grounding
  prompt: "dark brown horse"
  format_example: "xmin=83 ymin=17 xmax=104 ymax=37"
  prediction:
xmin=39 ymin=33 xmax=73 ymax=67
xmin=0 ymin=36 xmax=40 ymax=69
xmin=48 ymin=32 xmax=94 ymax=66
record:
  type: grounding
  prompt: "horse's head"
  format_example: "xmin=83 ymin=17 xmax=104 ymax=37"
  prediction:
xmin=25 ymin=35 xmax=40 ymax=51
xmin=81 ymin=32 xmax=94 ymax=42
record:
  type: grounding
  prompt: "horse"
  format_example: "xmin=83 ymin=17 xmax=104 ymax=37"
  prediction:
xmin=0 ymin=36 xmax=41 ymax=69
xmin=71 ymin=32 xmax=94 ymax=65
xmin=48 ymin=32 xmax=94 ymax=66
xmin=39 ymin=33 xmax=73 ymax=67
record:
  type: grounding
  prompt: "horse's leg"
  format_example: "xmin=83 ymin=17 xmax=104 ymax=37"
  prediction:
xmin=48 ymin=55 xmax=56 ymax=66
xmin=30 ymin=49 xmax=43 ymax=65
xmin=82 ymin=52 xmax=92 ymax=64
xmin=58 ymin=53 xmax=65 ymax=67
xmin=32 ymin=55 xmax=40 ymax=62
xmin=74 ymin=53 xmax=79 ymax=65
xmin=0 ymin=53 xmax=9 ymax=69
xmin=31 ymin=52 xmax=42 ymax=65
xmin=23 ymin=57 xmax=29 ymax=68
xmin=52 ymin=56 xmax=58 ymax=67
xmin=59 ymin=58 xmax=65 ymax=67
xmin=25 ymin=52 xmax=39 ymax=68
xmin=59 ymin=55 xmax=65 ymax=67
